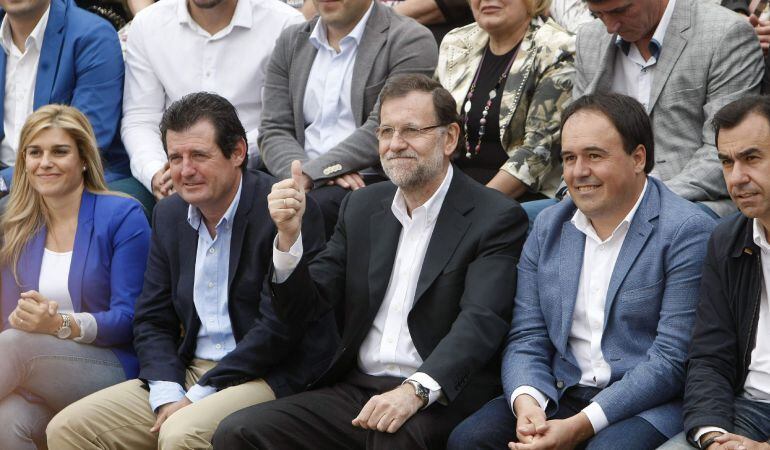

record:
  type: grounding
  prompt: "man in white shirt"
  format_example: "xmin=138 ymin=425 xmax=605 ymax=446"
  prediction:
xmin=122 ymin=0 xmax=303 ymax=201
xmin=258 ymin=0 xmax=436 ymax=237
xmin=213 ymin=74 xmax=527 ymax=450
xmin=448 ymin=93 xmax=715 ymax=450
xmin=659 ymin=97 xmax=770 ymax=450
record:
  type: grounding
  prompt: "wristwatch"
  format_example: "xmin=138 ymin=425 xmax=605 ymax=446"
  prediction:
xmin=56 ymin=313 xmax=72 ymax=339
xmin=405 ymin=380 xmax=429 ymax=407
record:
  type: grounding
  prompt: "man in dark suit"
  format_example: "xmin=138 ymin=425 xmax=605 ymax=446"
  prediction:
xmin=46 ymin=92 xmax=336 ymax=449
xmin=213 ymin=74 xmax=527 ymax=449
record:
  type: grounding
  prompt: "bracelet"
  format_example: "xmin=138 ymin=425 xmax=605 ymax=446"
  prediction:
xmin=700 ymin=434 xmax=723 ymax=449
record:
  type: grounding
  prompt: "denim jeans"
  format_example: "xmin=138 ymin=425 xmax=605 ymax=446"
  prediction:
xmin=658 ymin=396 xmax=770 ymax=449
xmin=448 ymin=387 xmax=666 ymax=450
xmin=0 ymin=329 xmax=125 ymax=450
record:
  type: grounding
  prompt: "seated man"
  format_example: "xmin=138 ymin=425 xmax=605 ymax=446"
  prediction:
xmin=46 ymin=92 xmax=336 ymax=449
xmin=259 ymin=0 xmax=437 ymax=237
xmin=659 ymin=96 xmax=770 ymax=450
xmin=122 ymin=0 xmax=302 ymax=201
xmin=448 ymin=93 xmax=716 ymax=450
xmin=213 ymin=73 xmax=528 ymax=449
xmin=0 ymin=0 xmax=137 ymax=193
xmin=574 ymin=0 xmax=765 ymax=217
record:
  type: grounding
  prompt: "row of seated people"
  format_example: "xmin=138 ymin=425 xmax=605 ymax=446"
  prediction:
xmin=0 ymin=0 xmax=764 ymax=233
xmin=1 ymin=77 xmax=769 ymax=449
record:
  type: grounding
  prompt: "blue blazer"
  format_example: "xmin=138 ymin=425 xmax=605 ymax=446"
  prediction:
xmin=0 ymin=0 xmax=129 ymax=180
xmin=0 ymin=191 xmax=151 ymax=378
xmin=502 ymin=177 xmax=715 ymax=438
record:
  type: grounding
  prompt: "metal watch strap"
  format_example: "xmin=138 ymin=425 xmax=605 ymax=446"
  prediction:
xmin=56 ymin=313 xmax=71 ymax=339
xmin=406 ymin=380 xmax=429 ymax=407
xmin=700 ymin=434 xmax=722 ymax=449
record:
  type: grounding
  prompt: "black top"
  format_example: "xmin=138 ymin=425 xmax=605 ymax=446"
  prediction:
xmin=456 ymin=44 xmax=518 ymax=185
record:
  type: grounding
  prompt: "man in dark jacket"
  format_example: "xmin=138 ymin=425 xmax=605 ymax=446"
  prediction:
xmin=659 ymin=96 xmax=770 ymax=450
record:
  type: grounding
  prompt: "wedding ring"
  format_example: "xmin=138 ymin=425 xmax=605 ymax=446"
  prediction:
xmin=282 ymin=198 xmax=287 ymax=208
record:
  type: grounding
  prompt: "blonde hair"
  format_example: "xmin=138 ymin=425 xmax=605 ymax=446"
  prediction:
xmin=527 ymin=0 xmax=552 ymax=18
xmin=0 ymin=104 xmax=112 ymax=279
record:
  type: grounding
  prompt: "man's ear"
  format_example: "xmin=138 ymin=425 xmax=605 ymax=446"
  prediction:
xmin=231 ymin=138 xmax=247 ymax=166
xmin=443 ymin=122 xmax=461 ymax=157
xmin=632 ymin=144 xmax=646 ymax=173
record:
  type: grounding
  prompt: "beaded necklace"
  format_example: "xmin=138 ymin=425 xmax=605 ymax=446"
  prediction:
xmin=462 ymin=45 xmax=519 ymax=159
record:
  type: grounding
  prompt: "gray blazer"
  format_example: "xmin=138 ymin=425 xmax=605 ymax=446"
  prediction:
xmin=259 ymin=2 xmax=438 ymax=181
xmin=574 ymin=0 xmax=764 ymax=217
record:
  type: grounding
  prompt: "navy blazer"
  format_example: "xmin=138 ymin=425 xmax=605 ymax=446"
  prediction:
xmin=502 ymin=177 xmax=715 ymax=438
xmin=133 ymin=170 xmax=337 ymax=397
xmin=1 ymin=191 xmax=151 ymax=378
xmin=0 ymin=0 xmax=129 ymax=179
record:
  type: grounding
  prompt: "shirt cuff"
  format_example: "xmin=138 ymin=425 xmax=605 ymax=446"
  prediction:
xmin=272 ymin=233 xmax=303 ymax=283
xmin=510 ymin=386 xmax=549 ymax=414
xmin=693 ymin=426 xmax=728 ymax=444
xmin=139 ymin=159 xmax=167 ymax=193
xmin=406 ymin=372 xmax=443 ymax=407
xmin=185 ymin=383 xmax=217 ymax=403
xmin=581 ymin=402 xmax=609 ymax=434
xmin=148 ymin=380 xmax=186 ymax=412
xmin=71 ymin=312 xmax=97 ymax=344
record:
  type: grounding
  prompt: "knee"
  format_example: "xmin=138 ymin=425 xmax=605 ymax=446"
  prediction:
xmin=46 ymin=407 xmax=84 ymax=444
xmin=212 ymin=409 xmax=268 ymax=450
xmin=446 ymin=417 xmax=487 ymax=450
xmin=0 ymin=328 xmax=27 ymax=353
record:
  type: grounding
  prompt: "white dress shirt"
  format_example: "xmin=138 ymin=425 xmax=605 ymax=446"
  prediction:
xmin=273 ymin=166 xmax=455 ymax=406
xmin=302 ymin=2 xmax=372 ymax=160
xmin=611 ymin=0 xmax=676 ymax=112
xmin=512 ymin=180 xmax=648 ymax=433
xmin=0 ymin=7 xmax=50 ymax=166
xmin=693 ymin=219 xmax=770 ymax=442
xmin=38 ymin=248 xmax=98 ymax=343
xmin=122 ymin=0 xmax=302 ymax=191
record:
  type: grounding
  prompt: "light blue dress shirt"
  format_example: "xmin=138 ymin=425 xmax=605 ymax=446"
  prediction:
xmin=302 ymin=2 xmax=373 ymax=159
xmin=148 ymin=180 xmax=242 ymax=411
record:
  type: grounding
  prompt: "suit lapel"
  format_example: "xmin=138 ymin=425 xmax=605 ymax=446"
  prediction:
xmin=351 ymin=2 xmax=388 ymax=125
xmin=228 ymin=175 xmax=254 ymax=291
xmin=68 ymin=190 xmax=95 ymax=312
xmin=34 ymin=0 xmax=66 ymax=109
xmin=18 ymin=226 xmax=46 ymax=292
xmin=603 ymin=182 xmax=657 ymax=328
xmin=178 ymin=212 xmax=199 ymax=304
xmin=368 ymin=197 xmax=401 ymax=314
xmin=413 ymin=173 xmax=471 ymax=303
xmin=589 ymin=38 xmax=617 ymax=94
xmin=558 ymin=218 xmax=585 ymax=351
xmin=293 ymin=24 xmax=318 ymax=146
xmin=440 ymin=25 xmax=485 ymax=116
xmin=648 ymin=0 xmax=690 ymax=112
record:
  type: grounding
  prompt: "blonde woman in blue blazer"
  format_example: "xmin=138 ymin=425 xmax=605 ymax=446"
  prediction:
xmin=0 ymin=105 xmax=150 ymax=449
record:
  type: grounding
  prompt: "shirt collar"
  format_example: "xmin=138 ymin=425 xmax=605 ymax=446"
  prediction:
xmin=391 ymin=165 xmax=454 ymax=226
xmin=177 ymin=0 xmax=251 ymax=35
xmin=309 ymin=0 xmax=373 ymax=51
xmin=187 ymin=178 xmax=243 ymax=233
xmin=614 ymin=0 xmax=675 ymax=60
xmin=753 ymin=218 xmax=770 ymax=253
xmin=571 ymin=178 xmax=648 ymax=243
xmin=0 ymin=5 xmax=50 ymax=54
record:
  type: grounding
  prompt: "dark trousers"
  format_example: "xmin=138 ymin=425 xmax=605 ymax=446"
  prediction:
xmin=447 ymin=387 xmax=667 ymax=450
xmin=213 ymin=370 xmax=470 ymax=450
xmin=307 ymin=185 xmax=349 ymax=241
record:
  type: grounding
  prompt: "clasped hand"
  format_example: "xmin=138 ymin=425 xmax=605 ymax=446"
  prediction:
xmin=351 ymin=383 xmax=424 ymax=434
xmin=9 ymin=290 xmax=60 ymax=334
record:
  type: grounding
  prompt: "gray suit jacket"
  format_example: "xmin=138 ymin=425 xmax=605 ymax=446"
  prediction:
xmin=259 ymin=2 xmax=438 ymax=181
xmin=574 ymin=0 xmax=764 ymax=217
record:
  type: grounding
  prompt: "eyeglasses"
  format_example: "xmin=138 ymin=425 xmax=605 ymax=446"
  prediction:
xmin=375 ymin=124 xmax=446 ymax=142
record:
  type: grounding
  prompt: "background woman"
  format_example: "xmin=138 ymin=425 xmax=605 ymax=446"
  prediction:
xmin=436 ymin=0 xmax=574 ymax=223
xmin=0 ymin=105 xmax=151 ymax=449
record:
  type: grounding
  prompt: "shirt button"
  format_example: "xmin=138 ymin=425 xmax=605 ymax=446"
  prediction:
xmin=387 ymin=364 xmax=396 ymax=371
xmin=208 ymin=282 xmax=214 ymax=288
xmin=215 ymin=344 xmax=222 ymax=349
xmin=209 ymin=248 xmax=215 ymax=254
xmin=386 ymin=337 xmax=394 ymax=344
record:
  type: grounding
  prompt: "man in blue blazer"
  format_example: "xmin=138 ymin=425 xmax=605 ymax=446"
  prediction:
xmin=448 ymin=93 xmax=716 ymax=450
xmin=0 ymin=0 xmax=134 ymax=188
xmin=47 ymin=93 xmax=337 ymax=449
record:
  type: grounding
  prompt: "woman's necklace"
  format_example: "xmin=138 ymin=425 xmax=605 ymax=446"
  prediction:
xmin=462 ymin=45 xmax=519 ymax=159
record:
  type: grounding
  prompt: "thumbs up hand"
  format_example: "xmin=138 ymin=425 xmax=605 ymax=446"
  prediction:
xmin=269 ymin=160 xmax=307 ymax=251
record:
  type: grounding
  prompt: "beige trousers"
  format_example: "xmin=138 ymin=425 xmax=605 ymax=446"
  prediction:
xmin=46 ymin=359 xmax=275 ymax=450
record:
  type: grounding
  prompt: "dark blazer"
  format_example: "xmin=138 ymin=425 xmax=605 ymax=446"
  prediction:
xmin=0 ymin=0 xmax=128 ymax=179
xmin=1 ymin=191 xmax=150 ymax=378
xmin=271 ymin=168 xmax=527 ymax=413
xmin=259 ymin=1 xmax=438 ymax=181
xmin=133 ymin=170 xmax=337 ymax=398
xmin=683 ymin=213 xmax=764 ymax=443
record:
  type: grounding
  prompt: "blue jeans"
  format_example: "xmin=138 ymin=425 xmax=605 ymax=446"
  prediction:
xmin=0 ymin=329 xmax=125 ymax=450
xmin=448 ymin=388 xmax=666 ymax=450
xmin=521 ymin=198 xmax=558 ymax=231
xmin=659 ymin=396 xmax=770 ymax=449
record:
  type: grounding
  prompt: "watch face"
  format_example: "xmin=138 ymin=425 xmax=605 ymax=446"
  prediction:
xmin=56 ymin=326 xmax=72 ymax=339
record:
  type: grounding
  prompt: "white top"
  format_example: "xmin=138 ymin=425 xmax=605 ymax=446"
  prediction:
xmin=0 ymin=7 xmax=50 ymax=166
xmin=549 ymin=0 xmax=594 ymax=34
xmin=273 ymin=166 xmax=455 ymax=407
xmin=121 ymin=0 xmax=303 ymax=191
xmin=611 ymin=0 xmax=676 ymax=112
xmin=512 ymin=180 xmax=648 ymax=434
xmin=302 ymin=2 xmax=373 ymax=160
xmin=38 ymin=248 xmax=98 ymax=343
